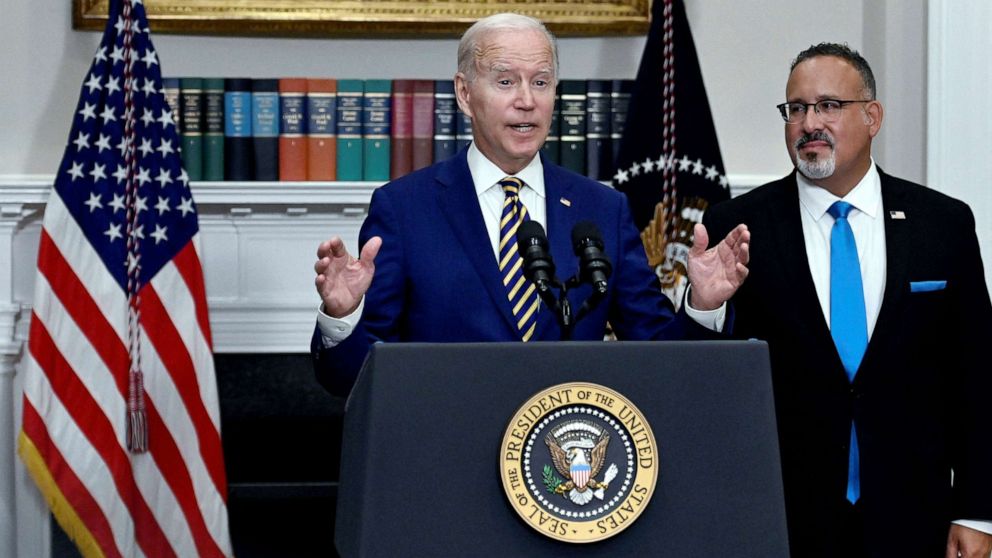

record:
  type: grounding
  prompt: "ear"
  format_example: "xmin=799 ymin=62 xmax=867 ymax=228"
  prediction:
xmin=454 ymin=72 xmax=473 ymax=119
xmin=864 ymin=100 xmax=883 ymax=137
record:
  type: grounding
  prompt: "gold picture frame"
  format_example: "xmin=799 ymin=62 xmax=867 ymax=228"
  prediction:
xmin=73 ymin=0 xmax=651 ymax=38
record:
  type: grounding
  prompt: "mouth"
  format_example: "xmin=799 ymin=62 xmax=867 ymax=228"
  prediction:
xmin=509 ymin=123 xmax=537 ymax=133
xmin=795 ymin=132 xmax=834 ymax=152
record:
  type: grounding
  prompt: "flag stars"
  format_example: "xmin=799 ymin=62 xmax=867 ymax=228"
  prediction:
xmin=613 ymin=168 xmax=629 ymax=184
xmin=67 ymin=161 xmax=85 ymax=181
xmin=100 ymin=105 xmax=118 ymax=124
xmin=141 ymin=108 xmax=155 ymax=127
xmin=642 ymin=158 xmax=656 ymax=173
xmin=155 ymin=169 xmax=173 ymax=188
xmin=84 ymin=74 xmax=103 ymax=95
xmin=138 ymin=138 xmax=154 ymax=157
xmin=79 ymin=102 xmax=97 ymax=121
xmin=135 ymin=167 xmax=152 ymax=186
xmin=105 ymin=222 xmax=123 ymax=242
xmin=178 ymin=197 xmax=194 ymax=217
xmin=156 ymin=139 xmax=175 ymax=157
xmin=678 ymin=155 xmax=691 ymax=171
xmin=141 ymin=48 xmax=158 ymax=69
xmin=136 ymin=195 xmax=149 ymax=214
xmin=630 ymin=162 xmax=642 ymax=177
xmin=692 ymin=159 xmax=704 ymax=175
xmin=114 ymin=16 xmax=126 ymax=35
xmin=109 ymin=45 xmax=125 ymax=65
xmin=95 ymin=134 xmax=112 ymax=153
xmin=155 ymin=196 xmax=172 ymax=215
xmin=151 ymin=224 xmax=169 ymax=244
xmin=719 ymin=175 xmax=729 ymax=188
xmin=73 ymin=131 xmax=91 ymax=151
xmin=94 ymin=46 xmax=108 ymax=62
xmin=116 ymin=136 xmax=129 ymax=157
xmin=178 ymin=168 xmax=189 ymax=187
xmin=127 ymin=252 xmax=141 ymax=273
xmin=142 ymin=78 xmax=157 ymax=97
xmin=157 ymin=109 xmax=174 ymax=129
xmin=90 ymin=163 xmax=107 ymax=182
xmin=114 ymin=164 xmax=128 ymax=183
xmin=84 ymin=192 xmax=103 ymax=212
xmin=105 ymin=76 xmax=121 ymax=95
xmin=109 ymin=193 xmax=126 ymax=213
xmin=705 ymin=165 xmax=719 ymax=181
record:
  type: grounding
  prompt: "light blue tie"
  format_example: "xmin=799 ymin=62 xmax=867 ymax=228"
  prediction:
xmin=828 ymin=200 xmax=867 ymax=504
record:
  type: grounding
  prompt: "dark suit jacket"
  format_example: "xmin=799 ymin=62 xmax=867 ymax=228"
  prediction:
xmin=705 ymin=170 xmax=992 ymax=557
xmin=313 ymin=148 xmax=713 ymax=396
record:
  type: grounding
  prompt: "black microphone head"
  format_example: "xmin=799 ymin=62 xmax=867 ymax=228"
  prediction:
xmin=518 ymin=220 xmax=548 ymax=248
xmin=571 ymin=221 xmax=604 ymax=252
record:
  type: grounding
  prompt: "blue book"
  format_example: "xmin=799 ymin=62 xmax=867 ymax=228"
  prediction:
xmin=586 ymin=80 xmax=612 ymax=180
xmin=224 ymin=78 xmax=254 ymax=180
xmin=433 ymin=80 xmax=457 ymax=163
xmin=251 ymin=79 xmax=280 ymax=181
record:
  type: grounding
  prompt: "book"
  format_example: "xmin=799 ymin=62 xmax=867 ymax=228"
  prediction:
xmin=585 ymin=80 xmax=612 ymax=180
xmin=363 ymin=79 xmax=392 ymax=182
xmin=223 ymin=78 xmax=254 ymax=181
xmin=179 ymin=77 xmax=204 ymax=181
xmin=610 ymin=79 xmax=634 ymax=178
xmin=306 ymin=78 xmax=337 ymax=181
xmin=411 ymin=80 xmax=435 ymax=171
xmin=279 ymin=78 xmax=308 ymax=181
xmin=390 ymin=79 xmax=414 ymax=179
xmin=251 ymin=79 xmax=280 ymax=181
xmin=162 ymin=77 xmax=181 ymax=131
xmin=559 ymin=79 xmax=587 ymax=175
xmin=540 ymin=82 xmax=561 ymax=164
xmin=336 ymin=79 xmax=364 ymax=181
xmin=433 ymin=80 xmax=457 ymax=163
xmin=202 ymin=78 xmax=225 ymax=181
xmin=456 ymin=110 xmax=473 ymax=152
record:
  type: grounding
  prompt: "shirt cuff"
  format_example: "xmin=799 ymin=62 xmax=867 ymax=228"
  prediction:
xmin=683 ymin=284 xmax=727 ymax=332
xmin=952 ymin=519 xmax=992 ymax=536
xmin=316 ymin=297 xmax=364 ymax=348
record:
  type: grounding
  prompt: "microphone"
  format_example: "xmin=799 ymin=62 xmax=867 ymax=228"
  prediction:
xmin=517 ymin=221 xmax=556 ymax=298
xmin=571 ymin=221 xmax=612 ymax=296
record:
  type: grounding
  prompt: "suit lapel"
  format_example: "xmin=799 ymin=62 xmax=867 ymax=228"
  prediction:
xmin=861 ymin=171 xmax=912 ymax=371
xmin=434 ymin=152 xmax=520 ymax=334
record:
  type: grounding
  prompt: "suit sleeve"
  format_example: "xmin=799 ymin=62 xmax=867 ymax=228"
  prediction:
xmin=311 ymin=186 xmax=408 ymax=397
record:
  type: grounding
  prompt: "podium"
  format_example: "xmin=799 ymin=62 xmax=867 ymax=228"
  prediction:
xmin=335 ymin=341 xmax=788 ymax=557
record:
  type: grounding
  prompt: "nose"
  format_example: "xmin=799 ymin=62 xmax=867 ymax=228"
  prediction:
xmin=799 ymin=105 xmax=824 ymax=132
xmin=515 ymin=84 xmax=535 ymax=110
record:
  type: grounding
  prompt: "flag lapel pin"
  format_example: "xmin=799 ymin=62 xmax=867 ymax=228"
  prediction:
xmin=889 ymin=210 xmax=906 ymax=220
xmin=560 ymin=197 xmax=571 ymax=207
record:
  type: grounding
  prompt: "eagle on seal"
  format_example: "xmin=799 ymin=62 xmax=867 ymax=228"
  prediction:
xmin=545 ymin=432 xmax=612 ymax=505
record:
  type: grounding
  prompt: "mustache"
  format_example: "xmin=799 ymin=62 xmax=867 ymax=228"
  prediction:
xmin=794 ymin=131 xmax=834 ymax=150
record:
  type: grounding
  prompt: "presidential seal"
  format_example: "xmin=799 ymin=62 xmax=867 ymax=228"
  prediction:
xmin=499 ymin=383 xmax=658 ymax=543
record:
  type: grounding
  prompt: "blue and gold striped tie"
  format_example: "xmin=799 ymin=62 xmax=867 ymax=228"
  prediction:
xmin=498 ymin=177 xmax=540 ymax=341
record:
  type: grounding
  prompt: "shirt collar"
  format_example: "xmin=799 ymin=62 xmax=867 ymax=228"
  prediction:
xmin=467 ymin=142 xmax=546 ymax=199
xmin=797 ymin=159 xmax=881 ymax=222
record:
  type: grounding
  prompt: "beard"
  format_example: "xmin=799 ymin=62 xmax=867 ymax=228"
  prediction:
xmin=793 ymin=131 xmax=836 ymax=180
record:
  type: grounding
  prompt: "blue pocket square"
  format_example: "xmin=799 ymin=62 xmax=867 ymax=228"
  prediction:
xmin=910 ymin=280 xmax=947 ymax=292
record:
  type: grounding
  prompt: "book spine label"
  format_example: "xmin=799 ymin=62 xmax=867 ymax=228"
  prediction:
xmin=180 ymin=78 xmax=204 ymax=181
xmin=433 ymin=80 xmax=457 ymax=163
xmin=559 ymin=80 xmax=587 ymax=175
xmin=411 ymin=80 xmax=435 ymax=171
xmin=252 ymin=83 xmax=280 ymax=181
xmin=336 ymin=81 xmax=364 ymax=181
xmin=279 ymin=81 xmax=308 ymax=181
xmin=163 ymin=77 xmax=182 ymax=131
xmin=307 ymin=84 xmax=337 ymax=181
xmin=363 ymin=82 xmax=391 ymax=182
xmin=202 ymin=78 xmax=225 ymax=181
xmin=224 ymin=79 xmax=254 ymax=181
xmin=390 ymin=80 xmax=413 ymax=180
xmin=586 ymin=80 xmax=612 ymax=180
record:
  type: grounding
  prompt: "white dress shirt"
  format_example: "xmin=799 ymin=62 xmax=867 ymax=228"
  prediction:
xmin=797 ymin=160 xmax=991 ymax=535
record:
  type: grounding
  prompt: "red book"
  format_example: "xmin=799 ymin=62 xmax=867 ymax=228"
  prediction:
xmin=307 ymin=78 xmax=338 ymax=180
xmin=390 ymin=79 xmax=414 ymax=180
xmin=411 ymin=80 xmax=435 ymax=171
xmin=278 ymin=78 xmax=308 ymax=181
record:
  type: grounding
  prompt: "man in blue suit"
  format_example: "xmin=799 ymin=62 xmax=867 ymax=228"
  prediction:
xmin=311 ymin=13 xmax=750 ymax=396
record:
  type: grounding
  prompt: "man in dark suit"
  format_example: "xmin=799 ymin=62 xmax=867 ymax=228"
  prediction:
xmin=705 ymin=43 xmax=992 ymax=557
xmin=310 ymin=13 xmax=750 ymax=396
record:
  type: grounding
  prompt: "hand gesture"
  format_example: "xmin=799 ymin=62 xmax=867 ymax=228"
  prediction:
xmin=686 ymin=223 xmax=749 ymax=311
xmin=314 ymin=236 xmax=382 ymax=318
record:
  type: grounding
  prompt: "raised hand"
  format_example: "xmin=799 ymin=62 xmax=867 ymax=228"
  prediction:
xmin=314 ymin=236 xmax=382 ymax=318
xmin=686 ymin=223 xmax=750 ymax=311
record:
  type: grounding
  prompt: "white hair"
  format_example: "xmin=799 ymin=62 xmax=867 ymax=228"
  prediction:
xmin=457 ymin=13 xmax=559 ymax=81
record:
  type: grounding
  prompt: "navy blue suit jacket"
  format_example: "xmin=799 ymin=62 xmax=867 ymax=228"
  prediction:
xmin=312 ymin=149 xmax=716 ymax=395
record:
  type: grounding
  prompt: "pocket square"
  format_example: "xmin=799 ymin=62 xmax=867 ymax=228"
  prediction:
xmin=910 ymin=280 xmax=947 ymax=292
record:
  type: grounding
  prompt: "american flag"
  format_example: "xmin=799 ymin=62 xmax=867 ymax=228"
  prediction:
xmin=18 ymin=0 xmax=232 ymax=556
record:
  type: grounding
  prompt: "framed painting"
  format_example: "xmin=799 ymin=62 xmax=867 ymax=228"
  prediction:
xmin=72 ymin=0 xmax=651 ymax=37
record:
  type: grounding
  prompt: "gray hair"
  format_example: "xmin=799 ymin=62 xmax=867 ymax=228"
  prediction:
xmin=457 ymin=13 xmax=559 ymax=82
xmin=791 ymin=42 xmax=876 ymax=100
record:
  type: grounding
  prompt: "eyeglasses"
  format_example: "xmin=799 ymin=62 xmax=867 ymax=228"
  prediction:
xmin=776 ymin=99 xmax=870 ymax=123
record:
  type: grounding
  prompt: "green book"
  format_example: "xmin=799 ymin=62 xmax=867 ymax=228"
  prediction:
xmin=336 ymin=79 xmax=365 ymax=181
xmin=202 ymin=78 xmax=225 ymax=181
xmin=179 ymin=77 xmax=204 ymax=181
xmin=363 ymin=79 xmax=392 ymax=181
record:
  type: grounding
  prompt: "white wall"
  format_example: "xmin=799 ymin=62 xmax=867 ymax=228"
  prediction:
xmin=2 ymin=0 xmax=928 ymax=186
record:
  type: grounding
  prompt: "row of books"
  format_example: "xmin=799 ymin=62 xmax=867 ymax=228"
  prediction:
xmin=164 ymin=78 xmax=635 ymax=182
